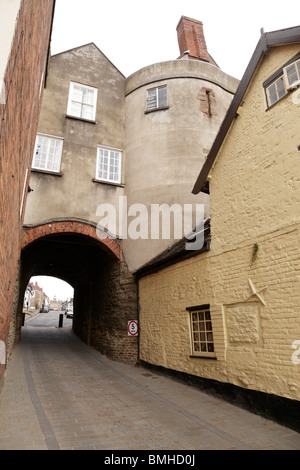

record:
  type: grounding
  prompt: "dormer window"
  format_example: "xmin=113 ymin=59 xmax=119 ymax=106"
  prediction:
xmin=264 ymin=53 xmax=300 ymax=108
xmin=266 ymin=76 xmax=286 ymax=106
xmin=283 ymin=58 xmax=300 ymax=90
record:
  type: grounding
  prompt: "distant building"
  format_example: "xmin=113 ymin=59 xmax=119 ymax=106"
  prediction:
xmin=25 ymin=281 xmax=50 ymax=310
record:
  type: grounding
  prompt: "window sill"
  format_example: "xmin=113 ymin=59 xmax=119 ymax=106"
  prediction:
xmin=144 ymin=106 xmax=169 ymax=114
xmin=66 ymin=114 xmax=97 ymax=124
xmin=31 ymin=168 xmax=63 ymax=177
xmin=92 ymin=178 xmax=124 ymax=188
xmin=190 ymin=355 xmax=217 ymax=360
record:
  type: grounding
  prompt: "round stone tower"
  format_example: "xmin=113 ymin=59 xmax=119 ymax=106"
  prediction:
xmin=123 ymin=17 xmax=239 ymax=271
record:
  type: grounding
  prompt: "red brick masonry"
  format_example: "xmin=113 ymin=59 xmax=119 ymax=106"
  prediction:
xmin=22 ymin=220 xmax=121 ymax=260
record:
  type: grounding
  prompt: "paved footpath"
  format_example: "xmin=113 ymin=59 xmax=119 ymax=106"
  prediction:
xmin=0 ymin=324 xmax=300 ymax=451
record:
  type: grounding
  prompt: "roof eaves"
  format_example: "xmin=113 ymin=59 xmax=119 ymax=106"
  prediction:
xmin=192 ymin=25 xmax=300 ymax=195
xmin=134 ymin=219 xmax=211 ymax=279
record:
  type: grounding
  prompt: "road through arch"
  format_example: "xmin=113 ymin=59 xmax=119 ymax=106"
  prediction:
xmin=13 ymin=219 xmax=138 ymax=364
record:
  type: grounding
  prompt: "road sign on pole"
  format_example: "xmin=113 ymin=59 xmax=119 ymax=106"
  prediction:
xmin=128 ymin=320 xmax=138 ymax=336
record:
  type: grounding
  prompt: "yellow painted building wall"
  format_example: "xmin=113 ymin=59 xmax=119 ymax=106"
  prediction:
xmin=139 ymin=44 xmax=300 ymax=401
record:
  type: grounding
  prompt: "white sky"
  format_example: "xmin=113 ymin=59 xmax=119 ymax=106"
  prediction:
xmin=51 ymin=0 xmax=300 ymax=79
xmin=34 ymin=0 xmax=299 ymax=299
xmin=30 ymin=276 xmax=74 ymax=301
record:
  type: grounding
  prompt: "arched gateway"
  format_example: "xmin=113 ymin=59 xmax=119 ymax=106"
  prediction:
xmin=21 ymin=219 xmax=121 ymax=259
xmin=15 ymin=219 xmax=138 ymax=364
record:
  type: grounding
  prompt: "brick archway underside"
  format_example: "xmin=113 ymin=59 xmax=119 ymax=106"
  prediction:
xmin=18 ymin=219 xmax=138 ymax=364
xmin=22 ymin=219 xmax=121 ymax=260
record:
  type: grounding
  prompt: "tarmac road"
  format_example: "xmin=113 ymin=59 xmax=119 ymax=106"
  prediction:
xmin=26 ymin=310 xmax=73 ymax=328
xmin=0 ymin=319 xmax=300 ymax=451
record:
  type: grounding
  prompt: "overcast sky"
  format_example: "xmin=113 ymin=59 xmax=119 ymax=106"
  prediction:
xmin=30 ymin=276 xmax=74 ymax=301
xmin=32 ymin=0 xmax=299 ymax=299
xmin=51 ymin=0 xmax=300 ymax=79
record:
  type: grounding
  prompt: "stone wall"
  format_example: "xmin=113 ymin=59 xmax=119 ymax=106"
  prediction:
xmin=72 ymin=254 xmax=138 ymax=365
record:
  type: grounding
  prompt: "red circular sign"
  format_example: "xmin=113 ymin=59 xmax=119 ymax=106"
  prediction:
xmin=128 ymin=320 xmax=138 ymax=336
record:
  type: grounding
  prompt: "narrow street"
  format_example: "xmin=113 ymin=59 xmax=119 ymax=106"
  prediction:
xmin=0 ymin=313 xmax=299 ymax=451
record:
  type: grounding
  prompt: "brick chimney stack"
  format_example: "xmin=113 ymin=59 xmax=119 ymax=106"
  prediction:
xmin=176 ymin=16 xmax=210 ymax=63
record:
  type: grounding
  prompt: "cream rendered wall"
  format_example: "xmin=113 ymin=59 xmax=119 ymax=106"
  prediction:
xmin=139 ymin=45 xmax=300 ymax=402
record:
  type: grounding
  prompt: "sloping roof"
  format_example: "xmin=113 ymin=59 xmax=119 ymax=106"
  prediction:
xmin=134 ymin=219 xmax=211 ymax=279
xmin=192 ymin=25 xmax=300 ymax=195
xmin=51 ymin=42 xmax=125 ymax=78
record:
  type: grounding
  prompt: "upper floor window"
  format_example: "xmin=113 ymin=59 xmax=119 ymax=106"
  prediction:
xmin=283 ymin=58 xmax=300 ymax=90
xmin=146 ymin=85 xmax=168 ymax=112
xmin=264 ymin=54 xmax=300 ymax=108
xmin=67 ymin=82 xmax=98 ymax=121
xmin=32 ymin=134 xmax=63 ymax=173
xmin=266 ymin=76 xmax=286 ymax=106
xmin=96 ymin=146 xmax=122 ymax=184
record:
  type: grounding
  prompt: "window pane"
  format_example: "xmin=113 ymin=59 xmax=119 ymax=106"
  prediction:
xmin=158 ymin=87 xmax=167 ymax=107
xmin=97 ymin=147 xmax=121 ymax=183
xmin=267 ymin=77 xmax=286 ymax=106
xmin=286 ymin=64 xmax=298 ymax=86
xmin=72 ymin=85 xmax=84 ymax=102
xmin=190 ymin=307 xmax=214 ymax=355
xmin=147 ymin=89 xmax=158 ymax=110
xmin=70 ymin=101 xmax=82 ymax=118
xmin=81 ymin=104 xmax=94 ymax=120
xmin=147 ymin=87 xmax=167 ymax=110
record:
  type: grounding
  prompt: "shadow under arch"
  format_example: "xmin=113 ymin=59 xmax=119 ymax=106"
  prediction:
xmin=13 ymin=218 xmax=138 ymax=364
xmin=22 ymin=218 xmax=121 ymax=260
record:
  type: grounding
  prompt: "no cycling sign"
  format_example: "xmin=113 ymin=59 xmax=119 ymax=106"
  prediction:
xmin=128 ymin=320 xmax=138 ymax=336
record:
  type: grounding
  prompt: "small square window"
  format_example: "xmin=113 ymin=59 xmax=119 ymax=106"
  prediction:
xmin=32 ymin=134 xmax=63 ymax=173
xmin=188 ymin=305 xmax=215 ymax=358
xmin=96 ymin=146 xmax=122 ymax=184
xmin=67 ymin=82 xmax=98 ymax=121
xmin=146 ymin=86 xmax=168 ymax=111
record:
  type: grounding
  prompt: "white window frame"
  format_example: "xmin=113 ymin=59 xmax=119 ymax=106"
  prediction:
xmin=266 ymin=76 xmax=287 ymax=107
xmin=146 ymin=85 xmax=168 ymax=111
xmin=32 ymin=133 xmax=63 ymax=173
xmin=187 ymin=305 xmax=215 ymax=358
xmin=96 ymin=146 xmax=122 ymax=184
xmin=67 ymin=82 xmax=98 ymax=121
xmin=283 ymin=58 xmax=300 ymax=90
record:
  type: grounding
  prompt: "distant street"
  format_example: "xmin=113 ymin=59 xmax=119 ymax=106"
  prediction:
xmin=26 ymin=310 xmax=72 ymax=328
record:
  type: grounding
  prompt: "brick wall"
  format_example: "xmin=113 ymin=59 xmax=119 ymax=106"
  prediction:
xmin=176 ymin=16 xmax=210 ymax=62
xmin=0 ymin=0 xmax=55 ymax=370
xmin=22 ymin=219 xmax=121 ymax=259
xmin=75 ymin=256 xmax=138 ymax=365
